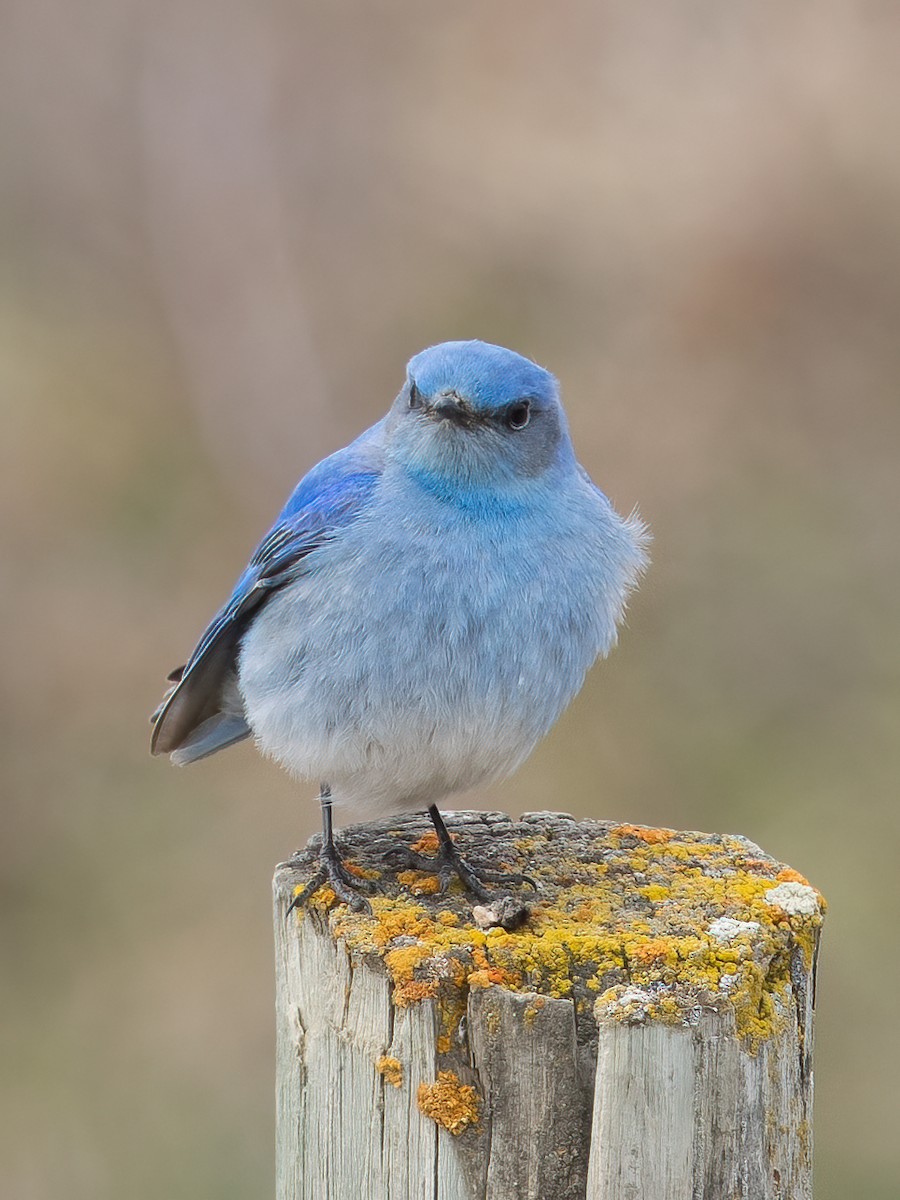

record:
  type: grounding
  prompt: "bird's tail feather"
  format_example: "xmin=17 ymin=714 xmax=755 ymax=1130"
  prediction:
xmin=169 ymin=713 xmax=252 ymax=766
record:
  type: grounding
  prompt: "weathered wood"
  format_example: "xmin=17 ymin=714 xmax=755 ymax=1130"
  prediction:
xmin=468 ymin=987 xmax=592 ymax=1199
xmin=274 ymin=811 xmax=823 ymax=1200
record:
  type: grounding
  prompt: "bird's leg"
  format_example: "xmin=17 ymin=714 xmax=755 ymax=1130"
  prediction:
xmin=397 ymin=805 xmax=537 ymax=901
xmin=286 ymin=785 xmax=375 ymax=916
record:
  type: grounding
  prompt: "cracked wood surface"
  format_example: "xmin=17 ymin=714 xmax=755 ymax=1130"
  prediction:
xmin=274 ymin=810 xmax=823 ymax=1199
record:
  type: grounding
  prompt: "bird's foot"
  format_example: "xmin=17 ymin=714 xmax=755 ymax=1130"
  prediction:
xmin=285 ymin=840 xmax=377 ymax=916
xmin=392 ymin=836 xmax=537 ymax=905
xmin=394 ymin=836 xmax=535 ymax=929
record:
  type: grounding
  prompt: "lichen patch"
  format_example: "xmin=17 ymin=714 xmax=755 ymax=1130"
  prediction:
xmin=417 ymin=1071 xmax=481 ymax=1135
xmin=284 ymin=812 xmax=824 ymax=1054
xmin=375 ymin=1055 xmax=403 ymax=1088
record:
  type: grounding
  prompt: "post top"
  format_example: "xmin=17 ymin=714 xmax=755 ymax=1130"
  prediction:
xmin=275 ymin=810 xmax=824 ymax=1050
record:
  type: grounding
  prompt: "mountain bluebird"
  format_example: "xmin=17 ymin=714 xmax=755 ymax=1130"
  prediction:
xmin=151 ymin=340 xmax=648 ymax=910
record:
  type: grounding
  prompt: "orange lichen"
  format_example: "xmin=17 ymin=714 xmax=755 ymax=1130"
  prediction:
xmin=612 ymin=824 xmax=674 ymax=845
xmin=776 ymin=867 xmax=811 ymax=886
xmin=393 ymin=979 xmax=440 ymax=1007
xmin=410 ymin=830 xmax=441 ymax=854
xmin=467 ymin=966 xmax=522 ymax=990
xmin=396 ymin=870 xmax=441 ymax=895
xmin=630 ymin=938 xmax=677 ymax=966
xmin=375 ymin=1055 xmax=403 ymax=1087
xmin=417 ymin=1072 xmax=480 ymax=1135
xmin=292 ymin=883 xmax=337 ymax=913
xmin=360 ymin=903 xmax=435 ymax=948
xmin=383 ymin=942 xmax=433 ymax=980
xmin=291 ymin=818 xmax=824 ymax=1053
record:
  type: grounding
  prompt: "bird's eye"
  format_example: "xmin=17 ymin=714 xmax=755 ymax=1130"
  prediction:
xmin=505 ymin=401 xmax=531 ymax=430
xmin=408 ymin=381 xmax=423 ymax=409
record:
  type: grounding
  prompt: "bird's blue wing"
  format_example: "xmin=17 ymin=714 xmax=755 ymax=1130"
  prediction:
xmin=150 ymin=426 xmax=385 ymax=760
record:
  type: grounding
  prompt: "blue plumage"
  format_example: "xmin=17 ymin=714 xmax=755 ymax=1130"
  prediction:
xmin=406 ymin=339 xmax=558 ymax=416
xmin=152 ymin=340 xmax=648 ymax=899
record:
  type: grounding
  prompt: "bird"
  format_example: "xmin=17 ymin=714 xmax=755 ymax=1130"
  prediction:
xmin=151 ymin=339 xmax=648 ymax=912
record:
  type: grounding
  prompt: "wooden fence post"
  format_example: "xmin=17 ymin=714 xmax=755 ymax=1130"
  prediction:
xmin=274 ymin=811 xmax=822 ymax=1200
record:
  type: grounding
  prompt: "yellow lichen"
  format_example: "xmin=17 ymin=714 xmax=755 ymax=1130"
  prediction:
xmin=375 ymin=1055 xmax=403 ymax=1088
xmin=294 ymin=819 xmax=824 ymax=1054
xmin=384 ymin=942 xmax=433 ymax=983
xmin=417 ymin=1071 xmax=481 ymax=1135
xmin=640 ymin=884 xmax=670 ymax=903
xmin=523 ymin=997 xmax=547 ymax=1027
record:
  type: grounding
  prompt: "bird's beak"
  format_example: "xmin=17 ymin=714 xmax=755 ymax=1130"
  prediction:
xmin=427 ymin=391 xmax=476 ymax=427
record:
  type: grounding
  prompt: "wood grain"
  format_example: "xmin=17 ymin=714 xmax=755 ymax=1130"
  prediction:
xmin=274 ymin=811 xmax=822 ymax=1199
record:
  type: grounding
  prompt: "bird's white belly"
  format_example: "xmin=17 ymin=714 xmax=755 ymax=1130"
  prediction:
xmin=237 ymin=507 xmax=609 ymax=815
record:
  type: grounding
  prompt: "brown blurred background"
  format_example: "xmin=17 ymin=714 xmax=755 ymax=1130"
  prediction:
xmin=2 ymin=2 xmax=898 ymax=1196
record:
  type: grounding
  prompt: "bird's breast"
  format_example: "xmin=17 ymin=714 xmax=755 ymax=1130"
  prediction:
xmin=236 ymin=482 xmax=624 ymax=791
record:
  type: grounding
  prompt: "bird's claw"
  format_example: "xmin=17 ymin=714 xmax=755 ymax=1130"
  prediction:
xmin=390 ymin=842 xmax=537 ymax=903
xmin=285 ymin=842 xmax=375 ymax=917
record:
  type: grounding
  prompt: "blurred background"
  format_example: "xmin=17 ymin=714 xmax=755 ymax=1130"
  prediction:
xmin=2 ymin=1 xmax=898 ymax=1196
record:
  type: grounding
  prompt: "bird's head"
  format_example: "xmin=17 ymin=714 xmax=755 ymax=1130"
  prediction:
xmin=385 ymin=341 xmax=575 ymax=500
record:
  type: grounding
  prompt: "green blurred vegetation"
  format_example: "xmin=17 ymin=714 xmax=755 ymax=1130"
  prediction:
xmin=2 ymin=2 xmax=899 ymax=1196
